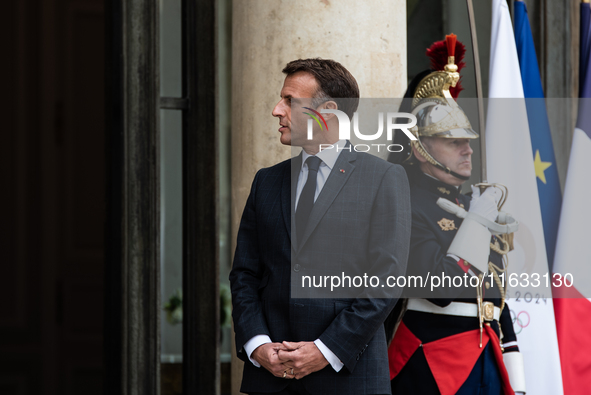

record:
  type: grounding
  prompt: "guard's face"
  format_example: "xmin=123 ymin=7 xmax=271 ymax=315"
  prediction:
xmin=420 ymin=137 xmax=473 ymax=186
xmin=272 ymin=72 xmax=318 ymax=146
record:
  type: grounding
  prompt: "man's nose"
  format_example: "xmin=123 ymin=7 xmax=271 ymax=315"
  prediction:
xmin=272 ymin=101 xmax=284 ymax=118
xmin=463 ymin=142 xmax=474 ymax=155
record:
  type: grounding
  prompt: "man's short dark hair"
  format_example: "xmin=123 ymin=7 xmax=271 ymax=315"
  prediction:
xmin=282 ymin=58 xmax=360 ymax=118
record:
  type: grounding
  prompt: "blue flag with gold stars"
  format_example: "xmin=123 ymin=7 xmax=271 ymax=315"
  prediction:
xmin=514 ymin=0 xmax=562 ymax=270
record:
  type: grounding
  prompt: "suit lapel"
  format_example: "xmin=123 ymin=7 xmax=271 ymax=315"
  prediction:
xmin=281 ymin=153 xmax=301 ymax=248
xmin=297 ymin=148 xmax=357 ymax=252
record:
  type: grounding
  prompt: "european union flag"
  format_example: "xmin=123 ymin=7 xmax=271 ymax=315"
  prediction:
xmin=580 ymin=1 xmax=591 ymax=97
xmin=514 ymin=1 xmax=562 ymax=270
xmin=578 ymin=1 xmax=591 ymax=135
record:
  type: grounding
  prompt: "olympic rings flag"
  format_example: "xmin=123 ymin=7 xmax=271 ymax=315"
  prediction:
xmin=486 ymin=1 xmax=563 ymax=394
xmin=510 ymin=310 xmax=530 ymax=336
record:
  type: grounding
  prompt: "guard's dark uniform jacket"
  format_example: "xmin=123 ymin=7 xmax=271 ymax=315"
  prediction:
xmin=387 ymin=172 xmax=519 ymax=395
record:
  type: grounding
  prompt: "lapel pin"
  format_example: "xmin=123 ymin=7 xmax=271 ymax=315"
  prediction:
xmin=340 ymin=169 xmax=345 ymax=173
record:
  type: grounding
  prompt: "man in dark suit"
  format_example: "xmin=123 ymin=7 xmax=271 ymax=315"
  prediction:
xmin=230 ymin=58 xmax=411 ymax=395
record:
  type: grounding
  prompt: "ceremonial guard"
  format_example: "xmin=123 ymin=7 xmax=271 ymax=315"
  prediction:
xmin=386 ymin=35 xmax=526 ymax=395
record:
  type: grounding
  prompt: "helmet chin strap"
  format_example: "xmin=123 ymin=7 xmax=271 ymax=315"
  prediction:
xmin=412 ymin=139 xmax=471 ymax=182
xmin=435 ymin=163 xmax=471 ymax=181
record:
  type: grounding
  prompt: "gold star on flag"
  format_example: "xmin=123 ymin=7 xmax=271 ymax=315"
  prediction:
xmin=534 ymin=150 xmax=552 ymax=184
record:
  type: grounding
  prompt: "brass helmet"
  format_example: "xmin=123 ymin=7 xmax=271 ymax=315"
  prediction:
xmin=392 ymin=34 xmax=477 ymax=181
xmin=409 ymin=54 xmax=478 ymax=140
xmin=411 ymin=99 xmax=478 ymax=139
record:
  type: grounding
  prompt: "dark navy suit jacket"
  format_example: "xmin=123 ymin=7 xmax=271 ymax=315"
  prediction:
xmin=230 ymin=148 xmax=411 ymax=394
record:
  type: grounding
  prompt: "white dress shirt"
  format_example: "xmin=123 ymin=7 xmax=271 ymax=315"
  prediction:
xmin=244 ymin=140 xmax=347 ymax=372
xmin=295 ymin=140 xmax=347 ymax=208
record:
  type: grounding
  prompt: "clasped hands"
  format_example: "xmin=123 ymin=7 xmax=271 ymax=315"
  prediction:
xmin=251 ymin=341 xmax=329 ymax=380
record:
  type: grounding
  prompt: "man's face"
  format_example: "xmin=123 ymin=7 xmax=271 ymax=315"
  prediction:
xmin=418 ymin=137 xmax=473 ymax=186
xmin=272 ymin=72 xmax=318 ymax=146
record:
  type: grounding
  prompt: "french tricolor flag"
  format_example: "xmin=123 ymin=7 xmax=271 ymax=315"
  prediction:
xmin=552 ymin=2 xmax=591 ymax=393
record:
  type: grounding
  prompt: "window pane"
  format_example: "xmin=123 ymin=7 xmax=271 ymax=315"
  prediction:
xmin=160 ymin=109 xmax=183 ymax=391
xmin=160 ymin=0 xmax=182 ymax=97
xmin=218 ymin=0 xmax=232 ymax=369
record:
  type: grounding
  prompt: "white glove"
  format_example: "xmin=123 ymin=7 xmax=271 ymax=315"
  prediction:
xmin=504 ymin=351 xmax=526 ymax=393
xmin=446 ymin=186 xmax=501 ymax=274
xmin=469 ymin=186 xmax=501 ymax=222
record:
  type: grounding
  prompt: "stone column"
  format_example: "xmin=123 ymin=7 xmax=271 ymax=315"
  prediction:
xmin=231 ymin=2 xmax=407 ymax=392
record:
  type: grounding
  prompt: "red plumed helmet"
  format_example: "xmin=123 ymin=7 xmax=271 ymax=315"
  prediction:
xmin=426 ymin=34 xmax=466 ymax=98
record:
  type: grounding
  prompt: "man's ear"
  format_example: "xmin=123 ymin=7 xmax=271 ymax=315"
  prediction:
xmin=317 ymin=100 xmax=338 ymax=121
xmin=412 ymin=143 xmax=427 ymax=163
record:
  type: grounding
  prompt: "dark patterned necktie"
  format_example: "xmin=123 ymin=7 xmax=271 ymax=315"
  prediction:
xmin=296 ymin=156 xmax=322 ymax=244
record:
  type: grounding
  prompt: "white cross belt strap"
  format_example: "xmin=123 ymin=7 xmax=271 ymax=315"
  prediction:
xmin=407 ymin=299 xmax=501 ymax=321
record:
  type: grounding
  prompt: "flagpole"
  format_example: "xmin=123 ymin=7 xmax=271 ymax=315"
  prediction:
xmin=466 ymin=0 xmax=487 ymax=182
